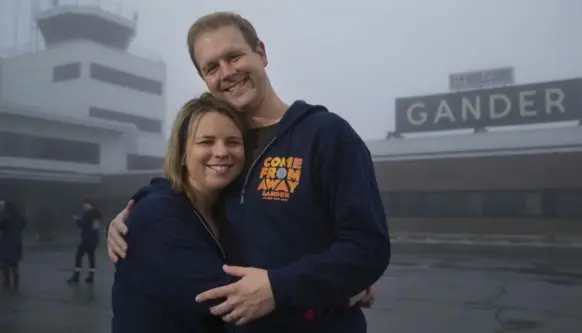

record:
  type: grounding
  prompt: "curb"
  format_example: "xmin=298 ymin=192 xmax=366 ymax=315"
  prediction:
xmin=391 ymin=233 xmax=582 ymax=248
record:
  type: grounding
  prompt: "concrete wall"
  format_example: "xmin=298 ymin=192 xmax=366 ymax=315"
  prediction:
xmin=373 ymin=152 xmax=582 ymax=236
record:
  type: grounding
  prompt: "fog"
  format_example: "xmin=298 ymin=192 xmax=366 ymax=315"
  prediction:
xmin=2 ymin=0 xmax=582 ymax=139
xmin=1 ymin=1 xmax=581 ymax=332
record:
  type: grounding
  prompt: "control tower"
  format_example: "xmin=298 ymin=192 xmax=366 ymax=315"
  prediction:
xmin=1 ymin=0 xmax=167 ymax=175
xmin=35 ymin=0 xmax=137 ymax=51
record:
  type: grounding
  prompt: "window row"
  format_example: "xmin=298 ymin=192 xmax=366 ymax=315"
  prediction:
xmin=52 ymin=62 xmax=163 ymax=96
xmin=0 ymin=132 xmax=100 ymax=164
xmin=383 ymin=190 xmax=582 ymax=219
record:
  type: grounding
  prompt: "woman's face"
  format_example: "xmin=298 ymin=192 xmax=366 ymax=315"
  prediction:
xmin=185 ymin=111 xmax=244 ymax=194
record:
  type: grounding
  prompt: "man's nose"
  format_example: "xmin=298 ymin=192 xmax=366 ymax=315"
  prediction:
xmin=219 ymin=61 xmax=237 ymax=79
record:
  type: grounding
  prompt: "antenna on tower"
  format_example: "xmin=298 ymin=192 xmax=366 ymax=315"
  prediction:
xmin=13 ymin=0 xmax=22 ymax=48
xmin=30 ymin=0 xmax=41 ymax=51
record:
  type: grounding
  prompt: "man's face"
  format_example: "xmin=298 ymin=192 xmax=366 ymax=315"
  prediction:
xmin=194 ymin=26 xmax=268 ymax=111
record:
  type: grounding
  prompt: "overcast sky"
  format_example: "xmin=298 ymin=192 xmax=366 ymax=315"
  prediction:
xmin=1 ymin=0 xmax=581 ymax=140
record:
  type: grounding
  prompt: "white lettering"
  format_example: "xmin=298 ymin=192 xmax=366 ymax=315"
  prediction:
xmin=519 ymin=90 xmax=537 ymax=117
xmin=461 ymin=96 xmax=481 ymax=121
xmin=433 ymin=100 xmax=455 ymax=124
xmin=545 ymin=88 xmax=565 ymax=114
xmin=489 ymin=94 xmax=511 ymax=119
xmin=406 ymin=103 xmax=427 ymax=126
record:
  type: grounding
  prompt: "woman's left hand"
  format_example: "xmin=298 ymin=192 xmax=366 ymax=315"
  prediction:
xmin=196 ymin=265 xmax=276 ymax=326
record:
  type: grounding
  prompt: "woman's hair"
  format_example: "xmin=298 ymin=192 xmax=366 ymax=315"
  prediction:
xmin=164 ymin=92 xmax=246 ymax=194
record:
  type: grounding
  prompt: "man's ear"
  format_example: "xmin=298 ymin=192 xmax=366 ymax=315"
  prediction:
xmin=256 ymin=41 xmax=268 ymax=67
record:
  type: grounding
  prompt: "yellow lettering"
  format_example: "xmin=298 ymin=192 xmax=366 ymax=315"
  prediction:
xmin=263 ymin=157 xmax=272 ymax=167
xmin=270 ymin=157 xmax=281 ymax=167
xmin=288 ymin=180 xmax=299 ymax=193
xmin=259 ymin=167 xmax=269 ymax=178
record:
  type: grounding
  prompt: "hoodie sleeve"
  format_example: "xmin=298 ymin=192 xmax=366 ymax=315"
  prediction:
xmin=118 ymin=194 xmax=235 ymax=313
xmin=267 ymin=114 xmax=391 ymax=309
xmin=106 ymin=177 xmax=164 ymax=238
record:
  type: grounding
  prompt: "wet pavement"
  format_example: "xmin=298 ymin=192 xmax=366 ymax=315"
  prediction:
xmin=1 ymin=243 xmax=581 ymax=333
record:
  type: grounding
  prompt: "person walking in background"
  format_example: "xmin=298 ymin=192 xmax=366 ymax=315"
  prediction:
xmin=67 ymin=198 xmax=101 ymax=284
xmin=0 ymin=199 xmax=27 ymax=289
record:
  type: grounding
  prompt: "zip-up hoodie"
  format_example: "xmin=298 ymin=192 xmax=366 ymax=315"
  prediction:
xmin=111 ymin=179 xmax=232 ymax=333
xmin=120 ymin=101 xmax=391 ymax=333
xmin=221 ymin=100 xmax=391 ymax=332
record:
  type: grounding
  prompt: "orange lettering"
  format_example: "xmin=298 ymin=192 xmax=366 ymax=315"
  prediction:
xmin=265 ymin=179 xmax=280 ymax=190
xmin=257 ymin=179 xmax=267 ymax=191
xmin=259 ymin=167 xmax=269 ymax=178
xmin=288 ymin=169 xmax=301 ymax=182
xmin=267 ymin=167 xmax=276 ymax=178
xmin=275 ymin=180 xmax=289 ymax=192
xmin=292 ymin=157 xmax=303 ymax=169
xmin=271 ymin=157 xmax=281 ymax=167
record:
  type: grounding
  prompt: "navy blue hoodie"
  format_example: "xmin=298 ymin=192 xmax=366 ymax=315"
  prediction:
xmin=111 ymin=180 xmax=232 ymax=333
xmin=123 ymin=101 xmax=391 ymax=332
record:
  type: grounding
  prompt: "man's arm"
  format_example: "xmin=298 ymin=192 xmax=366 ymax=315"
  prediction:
xmin=267 ymin=118 xmax=390 ymax=309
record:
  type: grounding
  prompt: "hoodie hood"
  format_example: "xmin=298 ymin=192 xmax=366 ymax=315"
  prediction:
xmin=276 ymin=100 xmax=328 ymax=137
xmin=131 ymin=177 xmax=173 ymax=204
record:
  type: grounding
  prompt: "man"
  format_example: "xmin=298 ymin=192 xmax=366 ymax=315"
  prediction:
xmin=108 ymin=11 xmax=389 ymax=332
xmin=67 ymin=198 xmax=101 ymax=284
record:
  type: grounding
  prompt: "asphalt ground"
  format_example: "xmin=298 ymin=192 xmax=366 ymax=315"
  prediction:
xmin=0 ymin=242 xmax=580 ymax=333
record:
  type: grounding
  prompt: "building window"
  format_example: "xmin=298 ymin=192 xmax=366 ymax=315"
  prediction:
xmin=53 ymin=62 xmax=81 ymax=82
xmin=422 ymin=191 xmax=473 ymax=217
xmin=89 ymin=106 xmax=162 ymax=133
xmin=524 ymin=192 xmax=542 ymax=216
xmin=384 ymin=190 xmax=550 ymax=218
xmin=90 ymin=63 xmax=163 ymax=95
xmin=0 ymin=131 xmax=100 ymax=164
xmin=552 ymin=190 xmax=582 ymax=218
xmin=127 ymin=154 xmax=164 ymax=170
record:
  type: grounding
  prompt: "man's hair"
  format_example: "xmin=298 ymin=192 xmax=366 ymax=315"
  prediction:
xmin=164 ymin=92 xmax=246 ymax=196
xmin=187 ymin=11 xmax=260 ymax=74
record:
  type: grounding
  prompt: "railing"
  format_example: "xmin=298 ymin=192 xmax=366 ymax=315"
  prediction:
xmin=0 ymin=41 xmax=164 ymax=63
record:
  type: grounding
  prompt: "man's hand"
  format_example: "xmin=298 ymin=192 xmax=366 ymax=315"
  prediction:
xmin=349 ymin=290 xmax=366 ymax=307
xmin=359 ymin=286 xmax=375 ymax=308
xmin=195 ymin=265 xmax=276 ymax=326
xmin=107 ymin=200 xmax=133 ymax=263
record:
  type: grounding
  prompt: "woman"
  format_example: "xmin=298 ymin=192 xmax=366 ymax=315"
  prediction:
xmin=0 ymin=200 xmax=26 ymax=289
xmin=111 ymin=93 xmax=246 ymax=333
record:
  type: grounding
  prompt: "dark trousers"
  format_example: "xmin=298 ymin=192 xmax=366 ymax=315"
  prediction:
xmin=1 ymin=261 xmax=19 ymax=286
xmin=74 ymin=240 xmax=97 ymax=271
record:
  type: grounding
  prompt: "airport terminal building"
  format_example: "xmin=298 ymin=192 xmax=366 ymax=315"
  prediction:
xmin=371 ymin=76 xmax=582 ymax=237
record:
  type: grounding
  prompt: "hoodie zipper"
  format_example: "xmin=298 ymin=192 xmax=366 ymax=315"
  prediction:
xmin=192 ymin=210 xmax=226 ymax=260
xmin=240 ymin=136 xmax=277 ymax=204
